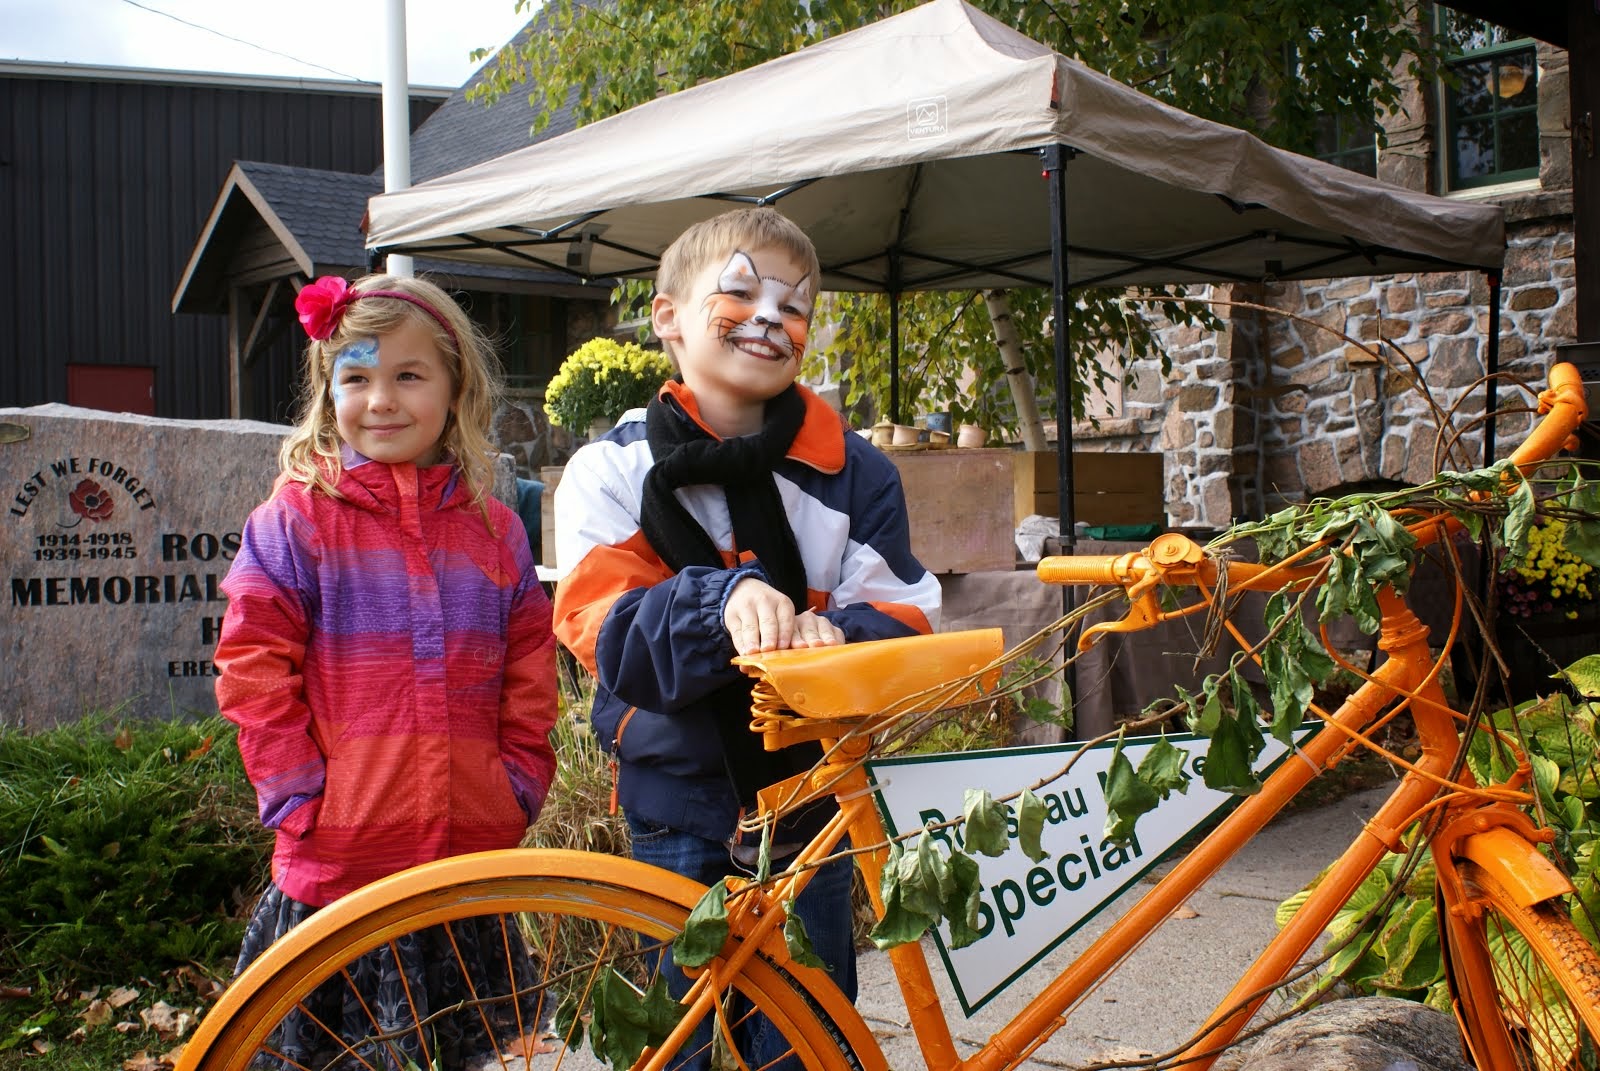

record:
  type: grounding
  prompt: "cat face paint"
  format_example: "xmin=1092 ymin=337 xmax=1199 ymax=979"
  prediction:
xmin=701 ymin=251 xmax=814 ymax=365
xmin=330 ymin=338 xmax=379 ymax=404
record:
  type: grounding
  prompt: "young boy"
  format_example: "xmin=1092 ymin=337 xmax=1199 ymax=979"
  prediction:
xmin=551 ymin=206 xmax=940 ymax=1044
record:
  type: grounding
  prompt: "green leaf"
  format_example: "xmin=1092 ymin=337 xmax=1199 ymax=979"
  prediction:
xmin=1502 ymin=476 xmax=1537 ymax=566
xmin=1016 ymin=789 xmax=1049 ymax=862
xmin=1135 ymin=734 xmax=1191 ymax=798
xmin=641 ymin=972 xmax=687 ymax=1048
xmin=941 ymin=850 xmax=984 ymax=950
xmin=1202 ymin=708 xmax=1265 ymax=796
xmin=671 ymin=879 xmax=729 ymax=968
xmin=1558 ymin=655 xmax=1600 ymax=699
xmin=1104 ymin=731 xmax=1160 ymax=843
xmin=962 ymin=789 xmax=1010 ymax=857
xmin=1562 ymin=481 xmax=1600 ymax=569
xmin=554 ymin=990 xmax=586 ymax=1052
xmin=870 ymin=842 xmax=938 ymax=949
xmin=755 ymin=823 xmax=772 ymax=884
xmin=782 ymin=902 xmax=829 ymax=969
xmin=590 ymin=969 xmax=653 ymax=1070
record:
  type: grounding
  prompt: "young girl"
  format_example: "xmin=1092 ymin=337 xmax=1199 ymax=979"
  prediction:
xmin=215 ymin=273 xmax=557 ymax=1069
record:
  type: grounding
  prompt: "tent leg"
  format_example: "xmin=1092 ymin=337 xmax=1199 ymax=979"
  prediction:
xmin=1047 ymin=143 xmax=1092 ymax=740
xmin=889 ymin=287 xmax=902 ymax=424
xmin=1484 ymin=270 xmax=1502 ymax=468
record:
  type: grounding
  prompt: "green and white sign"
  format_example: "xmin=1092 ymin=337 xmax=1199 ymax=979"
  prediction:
xmin=866 ymin=730 xmax=1309 ymax=1014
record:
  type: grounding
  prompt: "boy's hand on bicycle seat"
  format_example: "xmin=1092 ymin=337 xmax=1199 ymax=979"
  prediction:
xmin=724 ymin=577 xmax=845 ymax=654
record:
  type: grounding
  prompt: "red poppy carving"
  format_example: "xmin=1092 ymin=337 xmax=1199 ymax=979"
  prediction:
xmin=69 ymin=479 xmax=114 ymax=522
xmin=294 ymin=276 xmax=354 ymax=341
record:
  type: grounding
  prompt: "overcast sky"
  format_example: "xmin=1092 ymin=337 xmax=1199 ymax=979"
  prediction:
xmin=1 ymin=0 xmax=534 ymax=88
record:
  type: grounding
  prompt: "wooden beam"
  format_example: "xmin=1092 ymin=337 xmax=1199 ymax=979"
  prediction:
xmin=227 ymin=287 xmax=243 ymax=420
xmin=240 ymin=279 xmax=281 ymax=370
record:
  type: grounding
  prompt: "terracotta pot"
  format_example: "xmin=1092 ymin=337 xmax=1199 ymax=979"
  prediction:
xmin=957 ymin=423 xmax=987 ymax=448
xmin=870 ymin=421 xmax=894 ymax=447
xmin=891 ymin=423 xmax=920 ymax=446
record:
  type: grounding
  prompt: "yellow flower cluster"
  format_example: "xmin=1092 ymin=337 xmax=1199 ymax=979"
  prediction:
xmin=1511 ymin=520 xmax=1594 ymax=620
xmin=544 ymin=338 xmax=674 ymax=432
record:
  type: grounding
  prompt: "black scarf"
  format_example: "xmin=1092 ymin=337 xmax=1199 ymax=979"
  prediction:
xmin=638 ymin=383 xmax=827 ymax=832
xmin=639 ymin=383 xmax=809 ymax=612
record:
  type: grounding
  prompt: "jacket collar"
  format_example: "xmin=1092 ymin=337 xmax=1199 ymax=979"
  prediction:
xmin=658 ymin=380 xmax=846 ymax=475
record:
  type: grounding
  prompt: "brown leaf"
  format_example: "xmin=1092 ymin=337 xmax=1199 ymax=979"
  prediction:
xmin=30 ymin=1038 xmax=55 ymax=1054
xmin=108 ymin=986 xmax=140 ymax=1008
xmin=113 ymin=726 xmax=134 ymax=751
xmin=186 ymin=735 xmax=215 ymax=761
xmin=81 ymin=998 xmax=114 ymax=1027
xmin=121 ymin=1052 xmax=166 ymax=1071
xmin=140 ymin=1001 xmax=194 ymax=1041
xmin=115 ymin=1020 xmax=142 ymax=1034
xmin=1170 ymin=903 xmax=1200 ymax=920
xmin=507 ymin=1031 xmax=558 ymax=1057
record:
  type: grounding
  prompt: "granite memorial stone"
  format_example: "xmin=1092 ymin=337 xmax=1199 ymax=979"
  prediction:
xmin=2 ymin=405 xmax=289 ymax=728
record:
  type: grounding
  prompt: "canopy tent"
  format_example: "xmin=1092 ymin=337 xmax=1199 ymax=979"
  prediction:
xmin=364 ymin=0 xmax=1508 ymax=547
xmin=366 ymin=0 xmax=1503 ymax=289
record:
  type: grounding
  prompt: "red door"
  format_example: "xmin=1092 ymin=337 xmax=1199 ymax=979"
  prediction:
xmin=67 ymin=365 xmax=156 ymax=415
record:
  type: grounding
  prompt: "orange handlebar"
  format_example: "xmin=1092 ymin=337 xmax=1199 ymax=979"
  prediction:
xmin=1035 ymin=554 xmax=1126 ymax=587
xmin=1508 ymin=361 xmax=1588 ymax=475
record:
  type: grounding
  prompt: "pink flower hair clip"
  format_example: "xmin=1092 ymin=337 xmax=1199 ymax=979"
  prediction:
xmin=295 ymin=276 xmax=355 ymax=341
xmin=293 ymin=275 xmax=461 ymax=350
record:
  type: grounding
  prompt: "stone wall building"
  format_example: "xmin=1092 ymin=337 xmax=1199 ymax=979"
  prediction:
xmin=1076 ymin=30 xmax=1577 ymax=530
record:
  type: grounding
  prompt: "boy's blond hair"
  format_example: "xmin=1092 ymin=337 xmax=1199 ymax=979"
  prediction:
xmin=655 ymin=207 xmax=821 ymax=306
xmin=278 ymin=274 xmax=503 ymax=520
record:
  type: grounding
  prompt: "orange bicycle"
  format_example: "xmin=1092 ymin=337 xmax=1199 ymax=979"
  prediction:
xmin=178 ymin=363 xmax=1593 ymax=1071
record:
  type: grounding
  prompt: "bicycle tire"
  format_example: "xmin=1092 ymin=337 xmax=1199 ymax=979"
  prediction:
xmin=1448 ymin=861 xmax=1600 ymax=1071
xmin=177 ymin=849 xmax=868 ymax=1071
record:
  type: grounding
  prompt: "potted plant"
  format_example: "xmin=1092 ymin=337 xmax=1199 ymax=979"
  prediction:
xmin=544 ymin=337 xmax=674 ymax=438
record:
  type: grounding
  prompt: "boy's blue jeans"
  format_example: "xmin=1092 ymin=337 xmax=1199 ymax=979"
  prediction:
xmin=625 ymin=815 xmax=859 ymax=1069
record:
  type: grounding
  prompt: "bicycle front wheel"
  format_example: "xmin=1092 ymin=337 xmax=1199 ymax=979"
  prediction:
xmin=177 ymin=849 xmax=869 ymax=1071
xmin=1447 ymin=861 xmax=1600 ymax=1071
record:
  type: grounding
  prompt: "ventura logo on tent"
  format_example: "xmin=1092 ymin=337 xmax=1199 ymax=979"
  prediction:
xmin=907 ymin=96 xmax=948 ymax=140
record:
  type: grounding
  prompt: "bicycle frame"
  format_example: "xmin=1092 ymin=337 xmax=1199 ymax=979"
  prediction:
xmin=686 ymin=364 xmax=1591 ymax=1071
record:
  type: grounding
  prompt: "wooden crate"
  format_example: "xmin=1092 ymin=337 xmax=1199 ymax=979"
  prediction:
xmin=885 ymin=447 xmax=1015 ymax=574
xmin=539 ymin=466 xmax=564 ymax=567
xmin=1012 ymin=451 xmax=1164 ymax=526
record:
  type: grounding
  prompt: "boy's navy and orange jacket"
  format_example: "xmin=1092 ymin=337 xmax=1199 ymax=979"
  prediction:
xmin=552 ymin=382 xmax=941 ymax=843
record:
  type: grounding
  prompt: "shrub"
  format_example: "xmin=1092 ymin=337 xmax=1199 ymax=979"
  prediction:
xmin=543 ymin=337 xmax=673 ymax=432
xmin=0 ymin=713 xmax=270 ymax=984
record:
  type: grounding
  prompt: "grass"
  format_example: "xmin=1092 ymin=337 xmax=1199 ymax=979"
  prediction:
xmin=0 ymin=712 xmax=267 ymax=1068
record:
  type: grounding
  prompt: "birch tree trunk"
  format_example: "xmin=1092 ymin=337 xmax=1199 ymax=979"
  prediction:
xmin=983 ymin=289 xmax=1048 ymax=451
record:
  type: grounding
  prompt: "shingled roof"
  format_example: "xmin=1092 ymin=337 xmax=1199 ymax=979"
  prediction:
xmin=174 ymin=14 xmax=597 ymax=314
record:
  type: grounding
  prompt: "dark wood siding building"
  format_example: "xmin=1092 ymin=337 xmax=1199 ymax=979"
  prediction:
xmin=0 ymin=62 xmax=444 ymax=418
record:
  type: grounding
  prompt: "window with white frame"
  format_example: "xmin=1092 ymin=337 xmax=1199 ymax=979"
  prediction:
xmin=1438 ymin=10 xmax=1539 ymax=190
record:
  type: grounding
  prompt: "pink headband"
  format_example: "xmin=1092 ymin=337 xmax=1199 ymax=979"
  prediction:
xmin=294 ymin=275 xmax=460 ymax=351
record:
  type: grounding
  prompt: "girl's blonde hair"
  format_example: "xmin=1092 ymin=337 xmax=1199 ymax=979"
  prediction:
xmin=279 ymin=274 xmax=502 ymax=518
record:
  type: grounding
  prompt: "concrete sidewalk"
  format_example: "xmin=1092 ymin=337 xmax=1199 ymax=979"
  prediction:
xmin=853 ymin=786 xmax=1393 ymax=1068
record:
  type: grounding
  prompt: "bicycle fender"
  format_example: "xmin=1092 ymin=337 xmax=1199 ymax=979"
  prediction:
xmin=1459 ymin=826 xmax=1574 ymax=908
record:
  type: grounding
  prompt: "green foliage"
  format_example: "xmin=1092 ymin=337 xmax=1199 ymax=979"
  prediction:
xmin=543 ymin=337 xmax=674 ymax=431
xmin=1279 ymin=669 xmax=1600 ymax=1010
xmin=0 ymin=714 xmax=269 ymax=985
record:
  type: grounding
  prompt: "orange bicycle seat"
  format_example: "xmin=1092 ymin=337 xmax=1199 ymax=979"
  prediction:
xmin=733 ymin=628 xmax=1005 ymax=720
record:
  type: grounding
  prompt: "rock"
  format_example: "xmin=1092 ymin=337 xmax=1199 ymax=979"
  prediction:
xmin=1 ymin=405 xmax=520 ymax=729
xmin=1215 ymin=997 xmax=1471 ymax=1071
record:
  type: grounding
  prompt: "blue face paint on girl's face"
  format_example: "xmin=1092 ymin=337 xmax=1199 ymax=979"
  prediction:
xmin=330 ymin=338 xmax=380 ymax=404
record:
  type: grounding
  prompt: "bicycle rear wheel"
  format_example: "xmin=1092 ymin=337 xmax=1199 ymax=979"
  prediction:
xmin=1447 ymin=861 xmax=1600 ymax=1071
xmin=177 ymin=849 xmax=869 ymax=1071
